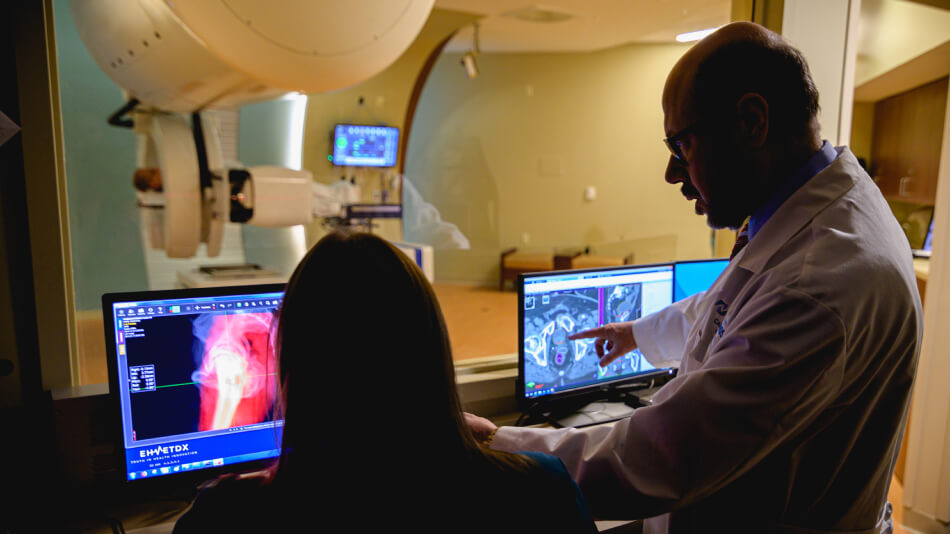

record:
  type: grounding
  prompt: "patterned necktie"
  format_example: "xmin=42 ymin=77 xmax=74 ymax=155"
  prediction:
xmin=730 ymin=223 xmax=750 ymax=260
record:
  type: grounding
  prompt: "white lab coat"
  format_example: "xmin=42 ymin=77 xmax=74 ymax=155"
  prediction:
xmin=492 ymin=148 xmax=922 ymax=533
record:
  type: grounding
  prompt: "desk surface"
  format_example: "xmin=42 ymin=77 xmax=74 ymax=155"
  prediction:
xmin=914 ymin=258 xmax=930 ymax=281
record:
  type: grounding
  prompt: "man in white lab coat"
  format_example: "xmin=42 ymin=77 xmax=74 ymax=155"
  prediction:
xmin=466 ymin=22 xmax=922 ymax=533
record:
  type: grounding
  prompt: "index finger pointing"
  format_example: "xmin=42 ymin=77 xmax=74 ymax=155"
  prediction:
xmin=568 ymin=326 xmax=606 ymax=340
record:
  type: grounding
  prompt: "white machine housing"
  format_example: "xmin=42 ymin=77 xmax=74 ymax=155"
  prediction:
xmin=70 ymin=0 xmax=435 ymax=112
xmin=70 ymin=0 xmax=434 ymax=258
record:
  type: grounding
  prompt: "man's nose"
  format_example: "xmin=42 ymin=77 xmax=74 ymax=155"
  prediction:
xmin=665 ymin=155 xmax=688 ymax=185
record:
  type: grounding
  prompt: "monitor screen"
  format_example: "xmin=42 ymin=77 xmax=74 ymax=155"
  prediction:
xmin=519 ymin=264 xmax=674 ymax=402
xmin=922 ymin=217 xmax=934 ymax=252
xmin=673 ymin=259 xmax=729 ymax=301
xmin=332 ymin=124 xmax=399 ymax=167
xmin=103 ymin=285 xmax=284 ymax=482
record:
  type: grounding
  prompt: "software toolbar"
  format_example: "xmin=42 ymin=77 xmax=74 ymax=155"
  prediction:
xmin=115 ymin=298 xmax=282 ymax=318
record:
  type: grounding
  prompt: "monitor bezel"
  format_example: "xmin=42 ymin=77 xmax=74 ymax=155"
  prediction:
xmin=101 ymin=283 xmax=285 ymax=493
xmin=516 ymin=263 xmax=675 ymax=412
xmin=331 ymin=123 xmax=400 ymax=168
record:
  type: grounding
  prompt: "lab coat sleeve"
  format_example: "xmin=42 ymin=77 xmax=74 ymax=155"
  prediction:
xmin=633 ymin=291 xmax=705 ymax=368
xmin=493 ymin=286 xmax=846 ymax=519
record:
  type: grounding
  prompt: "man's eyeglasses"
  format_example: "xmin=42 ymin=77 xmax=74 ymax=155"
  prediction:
xmin=664 ymin=123 xmax=701 ymax=162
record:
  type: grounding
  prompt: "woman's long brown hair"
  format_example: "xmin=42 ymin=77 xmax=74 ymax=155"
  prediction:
xmin=272 ymin=232 xmax=531 ymax=490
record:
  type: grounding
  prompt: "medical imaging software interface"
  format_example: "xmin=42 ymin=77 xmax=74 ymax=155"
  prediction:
xmin=522 ymin=265 xmax=674 ymax=399
xmin=332 ymin=124 xmax=399 ymax=167
xmin=110 ymin=291 xmax=283 ymax=481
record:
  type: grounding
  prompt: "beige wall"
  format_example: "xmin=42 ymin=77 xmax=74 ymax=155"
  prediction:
xmin=405 ymin=43 xmax=715 ymax=284
xmin=856 ymin=0 xmax=950 ymax=87
xmin=300 ymin=8 xmax=480 ymax=245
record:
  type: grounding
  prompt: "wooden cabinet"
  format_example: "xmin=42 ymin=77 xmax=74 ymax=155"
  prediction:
xmin=870 ymin=77 xmax=948 ymax=205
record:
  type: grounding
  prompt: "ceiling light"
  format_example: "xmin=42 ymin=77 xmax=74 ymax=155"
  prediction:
xmin=676 ymin=27 xmax=721 ymax=43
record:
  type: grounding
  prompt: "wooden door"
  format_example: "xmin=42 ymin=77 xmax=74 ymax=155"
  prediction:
xmin=870 ymin=77 xmax=948 ymax=205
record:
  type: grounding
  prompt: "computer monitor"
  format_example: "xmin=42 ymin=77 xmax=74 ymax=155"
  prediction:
xmin=102 ymin=284 xmax=285 ymax=485
xmin=673 ymin=259 xmax=729 ymax=301
xmin=915 ymin=217 xmax=934 ymax=258
xmin=331 ymin=124 xmax=399 ymax=167
xmin=518 ymin=263 xmax=675 ymax=409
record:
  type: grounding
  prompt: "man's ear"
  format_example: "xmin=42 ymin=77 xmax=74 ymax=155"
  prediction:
xmin=736 ymin=93 xmax=769 ymax=148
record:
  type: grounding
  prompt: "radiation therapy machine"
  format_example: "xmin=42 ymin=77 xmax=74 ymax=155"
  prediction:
xmin=70 ymin=0 xmax=435 ymax=258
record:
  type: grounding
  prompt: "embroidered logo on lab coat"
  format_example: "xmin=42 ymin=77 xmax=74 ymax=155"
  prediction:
xmin=713 ymin=299 xmax=728 ymax=338
xmin=691 ymin=297 xmax=733 ymax=364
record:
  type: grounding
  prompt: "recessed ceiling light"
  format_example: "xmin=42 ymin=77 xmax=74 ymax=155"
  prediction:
xmin=503 ymin=5 xmax=575 ymax=23
xmin=676 ymin=27 xmax=721 ymax=42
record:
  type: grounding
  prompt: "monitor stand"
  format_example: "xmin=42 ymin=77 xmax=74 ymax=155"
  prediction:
xmin=553 ymin=401 xmax=636 ymax=428
xmin=536 ymin=382 xmax=669 ymax=428
xmin=520 ymin=370 xmax=677 ymax=429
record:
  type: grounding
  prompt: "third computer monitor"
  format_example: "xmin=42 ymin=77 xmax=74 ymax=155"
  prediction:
xmin=673 ymin=258 xmax=729 ymax=301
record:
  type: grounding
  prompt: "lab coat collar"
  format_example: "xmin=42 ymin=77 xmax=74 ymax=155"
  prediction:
xmin=733 ymin=146 xmax=860 ymax=274
xmin=748 ymin=141 xmax=838 ymax=240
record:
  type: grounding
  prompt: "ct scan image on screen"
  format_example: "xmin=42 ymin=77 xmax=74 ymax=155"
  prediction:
xmin=521 ymin=265 xmax=673 ymax=400
xmin=523 ymin=281 xmax=654 ymax=392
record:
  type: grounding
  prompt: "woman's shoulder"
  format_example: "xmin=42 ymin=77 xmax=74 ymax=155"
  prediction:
xmin=518 ymin=452 xmax=585 ymax=500
xmin=518 ymin=451 xmax=571 ymax=476
xmin=488 ymin=450 xmax=574 ymax=486
xmin=479 ymin=451 xmax=598 ymax=532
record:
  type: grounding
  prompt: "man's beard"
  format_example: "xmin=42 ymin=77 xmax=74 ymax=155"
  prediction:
xmin=681 ymin=180 xmax=748 ymax=230
xmin=705 ymin=199 xmax=748 ymax=230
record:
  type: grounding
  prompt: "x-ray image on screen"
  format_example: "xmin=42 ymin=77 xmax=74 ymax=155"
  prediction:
xmin=125 ymin=311 xmax=277 ymax=442
xmin=190 ymin=313 xmax=278 ymax=433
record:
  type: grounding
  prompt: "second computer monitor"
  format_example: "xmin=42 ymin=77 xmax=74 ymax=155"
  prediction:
xmin=518 ymin=263 xmax=675 ymax=404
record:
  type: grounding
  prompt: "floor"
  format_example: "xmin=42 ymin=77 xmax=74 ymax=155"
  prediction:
xmin=432 ymin=282 xmax=518 ymax=359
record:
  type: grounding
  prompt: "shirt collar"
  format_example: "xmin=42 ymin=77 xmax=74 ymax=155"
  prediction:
xmin=747 ymin=140 xmax=838 ymax=239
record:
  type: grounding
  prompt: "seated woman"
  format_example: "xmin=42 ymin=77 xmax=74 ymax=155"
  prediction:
xmin=174 ymin=232 xmax=596 ymax=532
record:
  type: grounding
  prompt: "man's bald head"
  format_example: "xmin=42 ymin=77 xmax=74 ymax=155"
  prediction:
xmin=661 ymin=22 xmax=822 ymax=230
xmin=664 ymin=22 xmax=820 ymax=144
